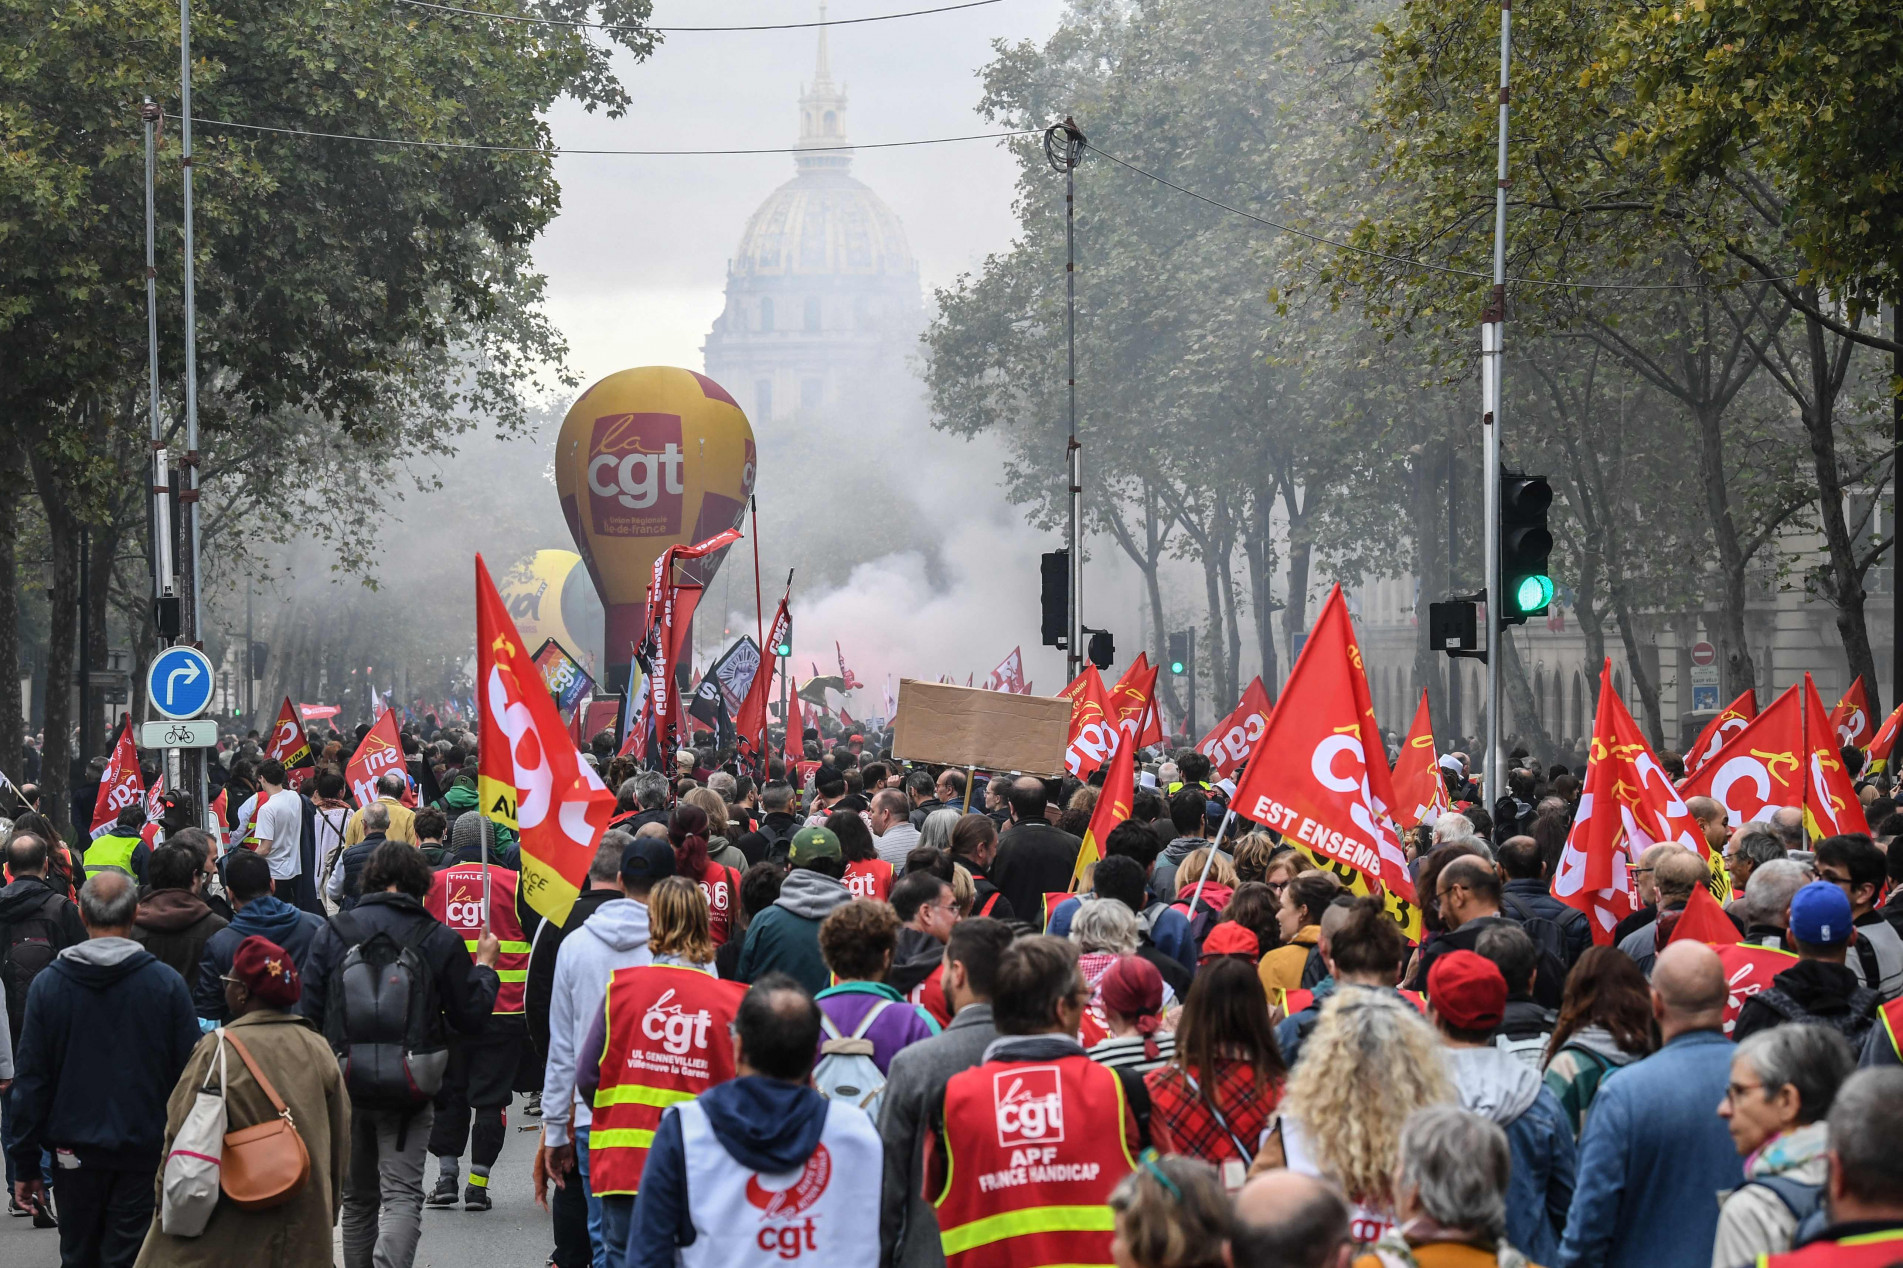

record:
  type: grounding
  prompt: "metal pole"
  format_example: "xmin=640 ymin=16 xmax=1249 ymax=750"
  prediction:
xmin=246 ymin=584 xmax=254 ymax=723
xmin=1892 ymin=303 xmax=1900 ymax=728
xmin=143 ymin=99 xmax=175 ymax=626
xmin=1047 ymin=119 xmax=1085 ymax=681
xmin=179 ymin=0 xmax=208 ymax=828
xmin=1479 ymin=0 xmax=1511 ymax=813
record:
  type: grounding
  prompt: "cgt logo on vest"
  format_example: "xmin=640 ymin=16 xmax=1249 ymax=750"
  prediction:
xmin=640 ymin=988 xmax=714 ymax=1056
xmin=443 ymin=898 xmax=487 ymax=928
xmin=993 ymin=1066 xmax=1065 ymax=1147
xmin=746 ymin=1143 xmax=832 ymax=1259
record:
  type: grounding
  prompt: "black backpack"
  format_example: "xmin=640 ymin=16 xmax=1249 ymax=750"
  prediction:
xmin=1749 ymin=985 xmax=1879 ymax=1050
xmin=323 ymin=911 xmax=448 ymax=1110
xmin=761 ymin=818 xmax=798 ymax=865
xmin=1 ymin=891 xmax=68 ymax=1043
xmin=1502 ymin=892 xmax=1584 ymax=972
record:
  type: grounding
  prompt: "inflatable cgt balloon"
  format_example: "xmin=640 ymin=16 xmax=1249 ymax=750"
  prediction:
xmin=495 ymin=549 xmax=604 ymax=674
xmin=555 ymin=367 xmax=756 ymax=686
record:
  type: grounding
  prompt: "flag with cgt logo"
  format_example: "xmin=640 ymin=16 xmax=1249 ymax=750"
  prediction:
xmin=476 ymin=554 xmax=616 ymax=924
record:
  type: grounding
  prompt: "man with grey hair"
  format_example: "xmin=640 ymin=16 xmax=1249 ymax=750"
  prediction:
xmin=1385 ymin=1106 xmax=1515 ymax=1259
xmin=1770 ymin=805 xmax=1808 ymax=852
xmin=346 ymin=768 xmax=419 ymax=846
xmin=1430 ymin=811 xmax=1476 ymax=847
xmin=1617 ymin=846 xmax=1713 ymax=976
xmin=1726 ymin=821 xmax=1788 ymax=911
xmin=1230 ymin=1170 xmax=1354 ymax=1268
xmin=8 ymin=871 xmax=198 ymax=1263
xmin=1744 ymin=858 xmax=1814 ymax=948
xmin=1753 ymin=1068 xmax=1903 ymax=1264
xmin=623 ymin=769 xmax=671 ymax=834
xmin=329 ymin=797 xmax=393 ymax=909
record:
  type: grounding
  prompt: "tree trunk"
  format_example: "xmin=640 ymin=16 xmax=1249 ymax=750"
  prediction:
xmin=1410 ymin=445 xmax=1452 ymax=737
xmin=1280 ymin=481 xmax=1312 ymax=668
xmin=1241 ymin=484 xmax=1279 ymax=698
xmin=1102 ymin=489 xmax=1181 ymax=717
xmin=0 ymin=434 xmax=20 ymax=788
xmin=1690 ymin=394 xmax=1759 ymax=700
xmin=1215 ymin=495 xmax=1242 ymax=711
xmin=1499 ymin=631 xmax=1556 ymax=768
xmin=30 ymin=450 xmax=81 ymax=841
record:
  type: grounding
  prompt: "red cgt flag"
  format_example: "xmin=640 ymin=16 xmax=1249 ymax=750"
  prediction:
xmin=1554 ymin=659 xmax=1709 ymax=944
xmin=90 ymin=716 xmax=145 ymax=840
xmin=1866 ymin=700 xmax=1903 ymax=775
xmin=345 ymin=709 xmax=405 ymax=809
xmin=1229 ymin=586 xmax=1414 ymax=902
xmin=1071 ymin=725 xmax=1136 ymax=889
xmin=264 ymin=697 xmax=316 ymax=787
xmin=1803 ymin=674 xmax=1871 ymax=839
xmin=985 ymin=646 xmax=1028 ymax=694
xmin=1060 ymin=667 xmax=1115 ymax=778
xmin=477 ymin=553 xmax=616 ymax=924
xmin=1679 ymin=683 xmax=1805 ymax=827
xmin=1195 ymin=677 xmax=1273 ymax=781
xmin=1391 ymin=690 xmax=1450 ymax=830
xmin=1830 ymin=676 xmax=1873 ymax=751
xmin=1683 ymin=689 xmax=1757 ymax=779
xmin=1108 ymin=654 xmax=1161 ymax=752
xmin=736 ymin=594 xmax=790 ymax=763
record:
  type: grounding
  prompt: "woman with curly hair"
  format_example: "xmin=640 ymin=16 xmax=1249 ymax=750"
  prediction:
xmin=1108 ymin=1153 xmax=1231 ymax=1268
xmin=1541 ymin=945 xmax=1655 ymax=1133
xmin=1230 ymin=831 xmax=1280 ymax=886
xmin=1271 ymin=987 xmax=1452 ymax=1244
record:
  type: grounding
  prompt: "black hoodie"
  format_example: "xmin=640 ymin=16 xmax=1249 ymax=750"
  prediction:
xmin=1732 ymin=958 xmax=1878 ymax=1043
xmin=8 ymin=938 xmax=200 ymax=1172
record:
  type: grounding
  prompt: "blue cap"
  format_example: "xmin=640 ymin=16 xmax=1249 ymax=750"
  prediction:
xmin=1789 ymin=880 xmax=1852 ymax=946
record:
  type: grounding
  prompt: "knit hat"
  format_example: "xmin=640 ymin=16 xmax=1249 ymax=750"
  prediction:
xmin=1427 ymin=949 xmax=1507 ymax=1030
xmin=788 ymin=826 xmax=842 ymax=866
xmin=1790 ymin=881 xmax=1853 ymax=946
xmin=230 ymin=935 xmax=301 ymax=1008
xmin=1198 ymin=921 xmax=1261 ymax=964
xmin=450 ymin=808 xmax=492 ymax=860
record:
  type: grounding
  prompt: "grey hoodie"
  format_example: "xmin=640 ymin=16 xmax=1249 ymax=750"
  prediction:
xmin=774 ymin=868 xmax=853 ymax=920
xmin=1446 ymin=1044 xmax=1543 ymax=1125
xmin=543 ymin=898 xmax=653 ymax=1147
xmin=58 ymin=935 xmax=147 ymax=968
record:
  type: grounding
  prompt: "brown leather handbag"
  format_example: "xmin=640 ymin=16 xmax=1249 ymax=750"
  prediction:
xmin=217 ymin=1030 xmax=311 ymax=1210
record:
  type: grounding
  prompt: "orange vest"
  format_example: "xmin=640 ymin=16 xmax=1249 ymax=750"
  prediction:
xmin=425 ymin=863 xmax=529 ymax=1015
xmin=589 ymin=965 xmax=747 ymax=1196
xmin=1280 ymin=985 xmax=1426 ymax=1017
xmin=934 ymin=1056 xmax=1135 ymax=1268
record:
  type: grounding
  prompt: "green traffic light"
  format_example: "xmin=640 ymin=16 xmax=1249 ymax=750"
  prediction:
xmin=1514 ymin=574 xmax=1555 ymax=613
xmin=776 ymin=643 xmax=792 ymax=656
xmin=1170 ymin=660 xmax=1186 ymax=675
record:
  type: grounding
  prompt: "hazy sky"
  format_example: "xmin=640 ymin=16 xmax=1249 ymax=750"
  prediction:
xmin=535 ymin=0 xmax=1069 ymax=387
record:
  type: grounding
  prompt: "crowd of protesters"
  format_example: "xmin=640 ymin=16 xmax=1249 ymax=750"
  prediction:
xmin=1 ymin=714 xmax=1902 ymax=1268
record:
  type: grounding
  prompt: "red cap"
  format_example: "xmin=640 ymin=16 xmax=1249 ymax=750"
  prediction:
xmin=1198 ymin=921 xmax=1260 ymax=963
xmin=1427 ymin=949 xmax=1506 ymax=1030
xmin=230 ymin=935 xmax=302 ymax=1008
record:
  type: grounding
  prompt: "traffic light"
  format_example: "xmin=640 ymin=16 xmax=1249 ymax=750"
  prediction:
xmin=1167 ymin=631 xmax=1189 ymax=676
xmin=1086 ymin=628 xmax=1115 ymax=671
xmin=1499 ymin=472 xmax=1554 ymax=624
xmin=775 ymin=618 xmax=793 ymax=658
xmin=1040 ymin=550 xmax=1069 ymax=648
xmin=250 ymin=640 xmax=269 ymax=677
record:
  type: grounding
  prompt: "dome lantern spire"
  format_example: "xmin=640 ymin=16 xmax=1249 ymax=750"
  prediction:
xmin=796 ymin=2 xmax=851 ymax=172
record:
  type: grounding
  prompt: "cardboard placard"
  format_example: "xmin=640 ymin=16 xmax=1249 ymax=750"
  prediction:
xmin=890 ymin=679 xmax=1069 ymax=775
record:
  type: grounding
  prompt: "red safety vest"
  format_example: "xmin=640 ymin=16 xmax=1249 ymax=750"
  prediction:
xmin=589 ymin=965 xmax=746 ymax=1196
xmin=844 ymin=858 xmax=893 ymax=901
xmin=1280 ymin=986 xmax=1426 ymax=1017
xmin=934 ymin=1056 xmax=1136 ymax=1268
xmin=425 ymin=863 xmax=529 ymax=1015
xmin=1878 ymin=995 xmax=1903 ymax=1060
xmin=1761 ymin=1227 xmax=1903 ymax=1266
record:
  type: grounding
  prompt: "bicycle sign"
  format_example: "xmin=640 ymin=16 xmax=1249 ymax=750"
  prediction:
xmin=138 ymin=719 xmax=219 ymax=748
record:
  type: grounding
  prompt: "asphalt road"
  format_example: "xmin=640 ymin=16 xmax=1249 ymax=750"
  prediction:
xmin=0 ymin=1095 xmax=552 ymax=1268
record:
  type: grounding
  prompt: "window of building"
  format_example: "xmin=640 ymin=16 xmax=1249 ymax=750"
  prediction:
xmin=755 ymin=380 xmax=772 ymax=422
xmin=760 ymin=297 xmax=773 ymax=332
xmin=800 ymin=377 xmax=823 ymax=410
xmin=804 ymin=296 xmax=821 ymax=332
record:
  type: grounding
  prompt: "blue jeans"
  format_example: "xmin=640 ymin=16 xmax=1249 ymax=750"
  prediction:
xmin=576 ymin=1126 xmax=606 ymax=1268
xmin=1 ymin=1093 xmax=48 ymax=1191
xmin=598 ymin=1195 xmax=636 ymax=1268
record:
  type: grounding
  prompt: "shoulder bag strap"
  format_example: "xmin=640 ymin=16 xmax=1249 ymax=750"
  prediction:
xmin=205 ymin=1027 xmax=230 ymax=1094
xmin=220 ymin=1029 xmax=292 ymax=1118
xmin=1178 ymin=1069 xmax=1253 ymax=1162
xmin=819 ymin=1010 xmax=844 ymax=1041
xmin=850 ymin=998 xmax=893 ymax=1040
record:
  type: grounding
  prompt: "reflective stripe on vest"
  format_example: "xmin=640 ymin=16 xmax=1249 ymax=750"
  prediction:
xmin=934 ymin=1056 xmax=1135 ymax=1268
xmin=1881 ymin=995 xmax=1903 ymax=1060
xmin=676 ymin=1097 xmax=884 ymax=1268
xmin=424 ymin=863 xmax=529 ymax=1014
xmin=84 ymin=834 xmax=141 ymax=877
xmin=588 ymin=964 xmax=748 ymax=1196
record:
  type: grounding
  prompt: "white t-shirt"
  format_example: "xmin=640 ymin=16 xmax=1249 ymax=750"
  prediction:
xmin=253 ymin=789 xmax=304 ymax=880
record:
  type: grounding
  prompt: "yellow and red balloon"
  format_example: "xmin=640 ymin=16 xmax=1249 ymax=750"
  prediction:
xmin=555 ymin=367 xmax=756 ymax=684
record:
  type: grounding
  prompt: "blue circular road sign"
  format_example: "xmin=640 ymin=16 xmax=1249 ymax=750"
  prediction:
xmin=147 ymin=645 xmax=216 ymax=720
